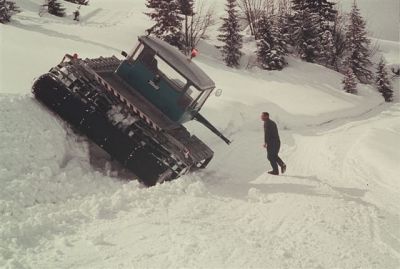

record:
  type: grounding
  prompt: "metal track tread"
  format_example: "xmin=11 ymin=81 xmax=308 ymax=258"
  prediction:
xmin=33 ymin=74 xmax=175 ymax=186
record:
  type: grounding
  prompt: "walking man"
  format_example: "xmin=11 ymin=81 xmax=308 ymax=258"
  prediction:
xmin=262 ymin=112 xmax=286 ymax=175
xmin=73 ymin=8 xmax=80 ymax=21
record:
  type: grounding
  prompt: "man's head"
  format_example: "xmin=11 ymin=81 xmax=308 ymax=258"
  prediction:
xmin=261 ymin=112 xmax=269 ymax=121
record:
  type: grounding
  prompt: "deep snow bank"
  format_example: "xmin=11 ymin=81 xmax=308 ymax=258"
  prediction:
xmin=0 ymin=94 xmax=398 ymax=269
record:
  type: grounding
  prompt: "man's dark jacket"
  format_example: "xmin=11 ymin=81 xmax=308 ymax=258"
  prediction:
xmin=264 ymin=120 xmax=280 ymax=152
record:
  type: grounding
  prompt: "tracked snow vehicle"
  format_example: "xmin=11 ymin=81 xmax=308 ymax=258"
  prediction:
xmin=32 ymin=36 xmax=231 ymax=186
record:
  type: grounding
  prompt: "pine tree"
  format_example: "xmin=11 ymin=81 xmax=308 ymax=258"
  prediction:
xmin=330 ymin=12 xmax=347 ymax=71
xmin=145 ymin=0 xmax=183 ymax=49
xmin=178 ymin=0 xmax=193 ymax=15
xmin=291 ymin=6 xmax=321 ymax=62
xmin=376 ymin=59 xmax=393 ymax=102
xmin=48 ymin=0 xmax=65 ymax=17
xmin=65 ymin=0 xmax=89 ymax=5
xmin=306 ymin=0 xmax=337 ymax=30
xmin=319 ymin=29 xmax=336 ymax=67
xmin=177 ymin=0 xmax=194 ymax=55
xmin=276 ymin=1 xmax=291 ymax=53
xmin=345 ymin=1 xmax=372 ymax=83
xmin=315 ymin=0 xmax=338 ymax=67
xmin=218 ymin=0 xmax=243 ymax=68
xmin=257 ymin=15 xmax=287 ymax=70
xmin=0 ymin=0 xmax=19 ymax=23
xmin=342 ymin=68 xmax=357 ymax=94
xmin=290 ymin=0 xmax=338 ymax=65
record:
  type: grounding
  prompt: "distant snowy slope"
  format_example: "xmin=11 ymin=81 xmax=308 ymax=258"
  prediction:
xmin=334 ymin=0 xmax=399 ymax=41
xmin=375 ymin=39 xmax=400 ymax=65
xmin=1 ymin=0 xmax=149 ymax=93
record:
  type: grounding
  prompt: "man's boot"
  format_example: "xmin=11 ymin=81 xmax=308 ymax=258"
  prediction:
xmin=268 ymin=170 xmax=279 ymax=175
xmin=281 ymin=164 xmax=286 ymax=174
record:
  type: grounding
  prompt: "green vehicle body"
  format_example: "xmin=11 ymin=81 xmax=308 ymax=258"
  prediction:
xmin=115 ymin=36 xmax=214 ymax=124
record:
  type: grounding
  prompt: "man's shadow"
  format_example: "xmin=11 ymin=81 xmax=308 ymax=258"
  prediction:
xmin=283 ymin=175 xmax=367 ymax=198
xmin=205 ymin=172 xmax=368 ymax=204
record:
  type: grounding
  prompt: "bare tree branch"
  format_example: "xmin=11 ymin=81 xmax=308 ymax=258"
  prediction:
xmin=238 ymin=0 xmax=268 ymax=38
xmin=181 ymin=0 xmax=216 ymax=55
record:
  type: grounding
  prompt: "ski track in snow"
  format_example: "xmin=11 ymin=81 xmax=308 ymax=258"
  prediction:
xmin=1 ymin=0 xmax=400 ymax=268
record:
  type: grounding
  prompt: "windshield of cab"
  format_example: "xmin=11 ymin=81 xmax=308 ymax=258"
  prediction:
xmin=186 ymin=86 xmax=213 ymax=110
xmin=154 ymin=55 xmax=187 ymax=90
xmin=131 ymin=44 xmax=187 ymax=89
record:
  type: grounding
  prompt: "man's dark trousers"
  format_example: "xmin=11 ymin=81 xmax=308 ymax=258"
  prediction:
xmin=267 ymin=142 xmax=284 ymax=173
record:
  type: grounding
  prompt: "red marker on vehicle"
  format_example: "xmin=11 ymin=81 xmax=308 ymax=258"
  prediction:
xmin=190 ymin=48 xmax=198 ymax=59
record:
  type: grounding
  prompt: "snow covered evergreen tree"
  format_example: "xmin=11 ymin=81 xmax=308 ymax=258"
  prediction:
xmin=145 ymin=0 xmax=183 ymax=49
xmin=330 ymin=12 xmax=347 ymax=70
xmin=345 ymin=1 xmax=372 ymax=83
xmin=306 ymin=0 xmax=336 ymax=30
xmin=257 ymin=15 xmax=287 ymax=70
xmin=392 ymin=66 xmax=400 ymax=78
xmin=291 ymin=0 xmax=336 ymax=30
xmin=48 ymin=0 xmax=65 ymax=17
xmin=0 ymin=1 xmax=9 ymax=23
xmin=342 ymin=68 xmax=357 ymax=94
xmin=290 ymin=0 xmax=337 ymax=65
xmin=178 ymin=0 xmax=194 ymax=33
xmin=276 ymin=0 xmax=291 ymax=53
xmin=178 ymin=0 xmax=194 ymax=14
xmin=375 ymin=59 xmax=393 ymax=102
xmin=218 ymin=0 xmax=243 ymax=68
xmin=291 ymin=5 xmax=321 ymax=63
xmin=319 ymin=29 xmax=336 ymax=67
xmin=0 ymin=0 xmax=19 ymax=24
xmin=64 ymin=0 xmax=89 ymax=5
xmin=177 ymin=0 xmax=194 ymax=55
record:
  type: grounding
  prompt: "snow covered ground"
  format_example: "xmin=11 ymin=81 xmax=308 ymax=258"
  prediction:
xmin=1 ymin=0 xmax=399 ymax=268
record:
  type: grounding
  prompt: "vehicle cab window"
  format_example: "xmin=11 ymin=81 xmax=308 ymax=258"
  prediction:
xmin=194 ymin=88 xmax=213 ymax=110
xmin=186 ymin=85 xmax=201 ymax=101
xmin=185 ymin=86 xmax=213 ymax=110
xmin=130 ymin=43 xmax=144 ymax=61
xmin=154 ymin=55 xmax=186 ymax=91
